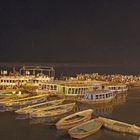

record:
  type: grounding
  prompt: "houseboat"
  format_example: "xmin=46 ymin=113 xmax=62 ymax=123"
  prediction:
xmin=37 ymin=82 xmax=58 ymax=93
xmin=37 ymin=80 xmax=94 ymax=99
xmin=0 ymin=66 xmax=55 ymax=92
xmin=78 ymin=90 xmax=114 ymax=104
xmin=94 ymin=83 xmax=128 ymax=92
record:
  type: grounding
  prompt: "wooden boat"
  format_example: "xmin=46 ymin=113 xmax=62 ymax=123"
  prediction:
xmin=30 ymin=111 xmax=75 ymax=125
xmin=30 ymin=103 xmax=75 ymax=118
xmin=0 ymin=94 xmax=48 ymax=107
xmin=15 ymin=99 xmax=64 ymax=115
xmin=0 ymin=106 xmax=19 ymax=112
xmin=0 ymin=93 xmax=29 ymax=102
xmin=56 ymin=109 xmax=93 ymax=130
xmin=96 ymin=117 xmax=140 ymax=135
xmin=0 ymin=89 xmax=20 ymax=95
xmin=68 ymin=119 xmax=103 ymax=139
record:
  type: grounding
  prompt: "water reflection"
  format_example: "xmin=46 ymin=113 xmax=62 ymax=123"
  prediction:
xmin=113 ymin=93 xmax=128 ymax=106
xmin=15 ymin=114 xmax=29 ymax=120
xmin=56 ymin=131 xmax=103 ymax=140
xmin=75 ymin=93 xmax=128 ymax=117
xmin=29 ymin=93 xmax=128 ymax=126
xmin=103 ymin=128 xmax=138 ymax=140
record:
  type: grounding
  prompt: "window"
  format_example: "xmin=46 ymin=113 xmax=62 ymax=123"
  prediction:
xmin=63 ymin=87 xmax=65 ymax=93
xmin=69 ymin=88 xmax=71 ymax=94
xmin=96 ymin=95 xmax=98 ymax=99
xmin=54 ymin=85 xmax=57 ymax=90
xmin=72 ymin=88 xmax=74 ymax=94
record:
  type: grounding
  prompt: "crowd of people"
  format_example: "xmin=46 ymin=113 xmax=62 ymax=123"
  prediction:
xmin=66 ymin=73 xmax=140 ymax=85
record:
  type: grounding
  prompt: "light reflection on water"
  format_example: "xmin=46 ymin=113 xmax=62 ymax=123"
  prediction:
xmin=0 ymin=89 xmax=139 ymax=140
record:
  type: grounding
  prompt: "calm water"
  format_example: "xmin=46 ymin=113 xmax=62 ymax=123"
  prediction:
xmin=0 ymin=88 xmax=140 ymax=140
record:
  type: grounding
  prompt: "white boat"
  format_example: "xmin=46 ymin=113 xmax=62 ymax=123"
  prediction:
xmin=78 ymin=90 xmax=114 ymax=104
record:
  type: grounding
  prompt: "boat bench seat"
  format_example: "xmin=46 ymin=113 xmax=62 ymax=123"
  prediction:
xmin=77 ymin=120 xmax=103 ymax=132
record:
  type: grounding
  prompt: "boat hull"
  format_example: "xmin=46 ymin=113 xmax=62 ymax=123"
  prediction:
xmin=78 ymin=96 xmax=114 ymax=104
xmin=57 ymin=116 xmax=92 ymax=130
xmin=0 ymin=94 xmax=48 ymax=107
xmin=56 ymin=109 xmax=93 ymax=130
xmin=68 ymin=119 xmax=103 ymax=139
xmin=15 ymin=99 xmax=64 ymax=115
xmin=103 ymin=123 xmax=140 ymax=135
xmin=69 ymin=127 xmax=101 ymax=139
xmin=30 ymin=103 xmax=75 ymax=118
xmin=96 ymin=117 xmax=140 ymax=135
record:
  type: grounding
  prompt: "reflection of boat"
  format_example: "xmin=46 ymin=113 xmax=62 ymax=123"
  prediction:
xmin=113 ymin=93 xmax=127 ymax=106
xmin=0 ymin=94 xmax=48 ymax=107
xmin=103 ymin=128 xmax=139 ymax=140
xmin=15 ymin=114 xmax=29 ymax=120
xmin=94 ymin=105 xmax=113 ymax=116
xmin=76 ymin=102 xmax=113 ymax=117
xmin=68 ymin=119 xmax=103 ymax=139
xmin=15 ymin=99 xmax=64 ymax=115
xmin=96 ymin=117 xmax=140 ymax=135
xmin=77 ymin=130 xmax=102 ymax=140
xmin=30 ymin=103 xmax=75 ymax=118
xmin=56 ymin=109 xmax=93 ymax=130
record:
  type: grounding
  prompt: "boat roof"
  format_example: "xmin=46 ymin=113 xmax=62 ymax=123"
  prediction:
xmin=102 ymin=83 xmax=127 ymax=86
xmin=40 ymin=80 xmax=93 ymax=87
xmin=86 ymin=90 xmax=112 ymax=94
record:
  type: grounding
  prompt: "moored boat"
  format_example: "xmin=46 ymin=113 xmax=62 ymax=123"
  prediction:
xmin=0 ymin=93 xmax=29 ymax=102
xmin=30 ymin=103 xmax=75 ymax=118
xmin=0 ymin=94 xmax=48 ymax=107
xmin=15 ymin=99 xmax=64 ymax=115
xmin=56 ymin=109 xmax=93 ymax=130
xmin=96 ymin=117 xmax=140 ymax=135
xmin=68 ymin=119 xmax=103 ymax=139
xmin=78 ymin=90 xmax=114 ymax=104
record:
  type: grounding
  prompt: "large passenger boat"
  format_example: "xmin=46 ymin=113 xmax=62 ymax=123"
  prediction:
xmin=78 ymin=90 xmax=114 ymax=104
xmin=94 ymin=83 xmax=128 ymax=92
xmin=0 ymin=66 xmax=55 ymax=92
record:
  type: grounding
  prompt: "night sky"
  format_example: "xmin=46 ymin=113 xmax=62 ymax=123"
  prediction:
xmin=0 ymin=0 xmax=140 ymax=64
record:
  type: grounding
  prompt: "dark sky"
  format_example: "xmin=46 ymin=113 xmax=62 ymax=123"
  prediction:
xmin=0 ymin=0 xmax=140 ymax=64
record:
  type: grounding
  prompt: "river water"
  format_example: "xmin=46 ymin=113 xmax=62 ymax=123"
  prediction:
xmin=0 ymin=88 xmax=140 ymax=140
xmin=0 ymin=64 xmax=140 ymax=140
